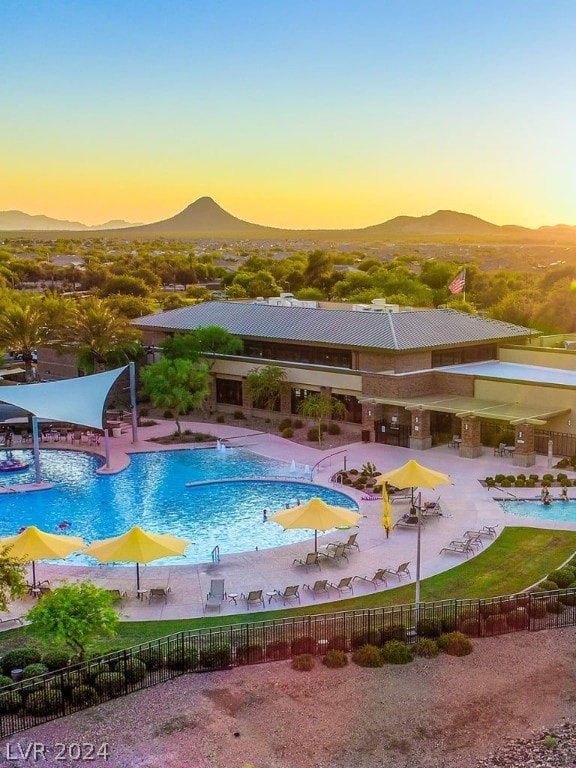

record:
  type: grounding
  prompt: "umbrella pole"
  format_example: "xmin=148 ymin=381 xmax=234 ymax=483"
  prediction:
xmin=32 ymin=560 xmax=36 ymax=588
xmin=136 ymin=563 xmax=140 ymax=591
xmin=314 ymin=529 xmax=318 ymax=553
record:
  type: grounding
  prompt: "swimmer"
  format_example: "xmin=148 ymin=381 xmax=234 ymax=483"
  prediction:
xmin=561 ymin=487 xmax=569 ymax=501
xmin=17 ymin=526 xmax=26 ymax=534
xmin=56 ymin=520 xmax=71 ymax=530
xmin=543 ymin=496 xmax=552 ymax=506
xmin=262 ymin=508 xmax=269 ymax=522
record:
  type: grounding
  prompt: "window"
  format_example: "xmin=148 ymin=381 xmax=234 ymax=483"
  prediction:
xmin=216 ymin=378 xmax=243 ymax=406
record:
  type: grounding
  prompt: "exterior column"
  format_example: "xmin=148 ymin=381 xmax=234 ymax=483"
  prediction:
xmin=362 ymin=402 xmax=379 ymax=442
xmin=207 ymin=374 xmax=217 ymax=411
xmin=242 ymin=379 xmax=253 ymax=411
xmin=280 ymin=384 xmax=292 ymax=415
xmin=459 ymin=416 xmax=482 ymax=458
xmin=409 ymin=409 xmax=432 ymax=450
xmin=513 ymin=422 xmax=536 ymax=467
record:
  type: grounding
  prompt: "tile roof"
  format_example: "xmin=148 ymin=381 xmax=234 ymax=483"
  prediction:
xmin=133 ymin=302 xmax=532 ymax=351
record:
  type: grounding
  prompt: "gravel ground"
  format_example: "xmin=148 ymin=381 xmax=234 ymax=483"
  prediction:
xmin=2 ymin=627 xmax=576 ymax=768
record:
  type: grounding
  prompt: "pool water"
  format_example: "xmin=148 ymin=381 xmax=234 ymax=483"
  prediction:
xmin=0 ymin=448 xmax=358 ymax=564
xmin=499 ymin=497 xmax=576 ymax=523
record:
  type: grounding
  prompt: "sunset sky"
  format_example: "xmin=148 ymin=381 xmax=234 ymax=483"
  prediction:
xmin=3 ymin=0 xmax=575 ymax=229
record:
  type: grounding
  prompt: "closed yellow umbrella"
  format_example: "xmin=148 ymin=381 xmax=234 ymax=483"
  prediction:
xmin=268 ymin=497 xmax=362 ymax=552
xmin=0 ymin=526 xmax=85 ymax=586
xmin=82 ymin=526 xmax=192 ymax=590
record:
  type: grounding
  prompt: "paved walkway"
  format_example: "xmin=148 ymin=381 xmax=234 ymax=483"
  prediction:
xmin=3 ymin=420 xmax=576 ymax=625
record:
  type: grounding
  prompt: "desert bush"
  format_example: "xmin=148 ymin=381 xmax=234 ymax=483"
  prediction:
xmin=494 ymin=473 xmax=506 ymax=483
xmin=306 ymin=428 xmax=319 ymax=442
xmin=380 ymin=623 xmax=407 ymax=643
xmin=0 ymin=690 xmax=22 ymax=714
xmin=458 ymin=618 xmax=482 ymax=637
xmin=327 ymin=422 xmax=341 ymax=435
xmin=437 ymin=631 xmax=473 ymax=656
xmin=85 ymin=661 xmax=111 ymax=682
xmin=485 ymin=477 xmax=495 ymax=486
xmin=539 ymin=579 xmax=560 ymax=591
xmin=291 ymin=636 xmax=317 ymax=656
xmin=292 ymin=654 xmax=314 ymax=671
xmin=543 ymin=473 xmax=554 ymax=483
xmin=326 ymin=635 xmax=349 ymax=652
xmin=199 ymin=644 xmax=232 ymax=669
xmin=282 ymin=427 xmax=294 ymax=438
xmin=21 ymin=663 xmax=49 ymax=680
xmin=497 ymin=599 xmax=518 ymax=614
xmin=166 ymin=644 xmax=198 ymax=671
xmin=117 ymin=658 xmax=147 ymax=683
xmin=547 ymin=568 xmax=576 ymax=588
xmin=69 ymin=684 xmax=100 ymax=707
xmin=322 ymin=650 xmax=348 ymax=668
xmin=479 ymin=603 xmax=501 ymax=618
xmin=506 ymin=609 xmax=529 ymax=630
xmin=93 ymin=671 xmax=126 ymax=697
xmin=0 ymin=674 xmax=14 ymax=688
xmin=216 ymin=414 xmax=225 ymax=423
xmin=235 ymin=644 xmax=264 ymax=665
xmin=163 ymin=409 xmax=173 ymax=419
xmin=41 ymin=649 xmax=70 ymax=671
xmin=233 ymin=410 xmax=245 ymax=420
xmin=136 ymin=646 xmax=165 ymax=670
xmin=416 ymin=618 xmax=442 ymax=638
xmin=500 ymin=479 xmax=511 ymax=487
xmin=352 ymin=644 xmax=383 ymax=668
xmin=1 ymin=648 xmax=42 ymax=675
xmin=545 ymin=600 xmax=565 ymax=614
xmin=293 ymin=418 xmax=304 ymax=429
xmin=484 ymin=614 xmax=509 ymax=635
xmin=559 ymin=592 xmax=576 ymax=606
xmin=528 ymin=600 xmax=548 ymax=619
xmin=526 ymin=479 xmax=536 ymax=487
xmin=26 ymin=689 xmax=64 ymax=716
xmin=278 ymin=418 xmax=293 ymax=431
xmin=413 ymin=639 xmax=439 ymax=658
xmin=266 ymin=640 xmax=291 ymax=661
xmin=440 ymin=616 xmax=458 ymax=633
xmin=351 ymin=629 xmax=382 ymax=649
xmin=381 ymin=640 xmax=414 ymax=665
xmin=514 ymin=479 xmax=525 ymax=487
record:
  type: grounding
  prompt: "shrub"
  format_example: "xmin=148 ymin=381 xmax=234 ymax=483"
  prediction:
xmin=235 ymin=644 xmax=264 ymax=665
xmin=278 ymin=418 xmax=293 ymax=431
xmin=0 ymin=690 xmax=22 ymax=714
xmin=327 ymin=423 xmax=341 ymax=435
xmin=500 ymin=479 xmax=511 ymax=487
xmin=559 ymin=592 xmax=576 ymax=606
xmin=352 ymin=644 xmax=383 ymax=667
xmin=163 ymin=409 xmax=173 ymax=419
xmin=547 ymin=568 xmax=576 ymax=588
xmin=41 ymin=649 xmax=70 ymax=671
xmin=506 ymin=475 xmax=515 ymax=483
xmin=216 ymin=415 xmax=225 ymax=423
xmin=440 ymin=616 xmax=458 ymax=633
xmin=233 ymin=410 xmax=245 ymax=420
xmin=26 ymin=689 xmax=64 ymax=716
xmin=526 ymin=479 xmax=536 ymax=487
xmin=480 ymin=603 xmax=501 ymax=618
xmin=381 ymin=640 xmax=413 ymax=665
xmin=292 ymin=654 xmax=314 ymax=671
xmin=351 ymin=630 xmax=381 ymax=649
xmin=322 ymin=650 xmax=348 ymax=668
xmin=506 ymin=609 xmax=529 ymax=630
xmin=21 ymin=663 xmax=49 ymax=680
xmin=413 ymin=639 xmax=439 ymax=658
xmin=528 ymin=601 xmax=548 ymax=619
xmin=1 ymin=648 xmax=42 ymax=675
xmin=546 ymin=600 xmax=565 ymax=614
xmin=199 ymin=644 xmax=232 ymax=669
xmin=282 ymin=427 xmax=294 ymax=438
xmin=381 ymin=623 xmax=407 ymax=643
xmin=437 ymin=631 xmax=473 ymax=656
xmin=266 ymin=640 xmax=291 ymax=661
xmin=166 ymin=644 xmax=198 ymax=671
xmin=543 ymin=473 xmax=554 ymax=483
xmin=93 ymin=671 xmax=126 ymax=698
xmin=0 ymin=674 xmax=14 ymax=688
xmin=494 ymin=473 xmax=506 ymax=483
xmin=118 ymin=658 xmax=147 ymax=683
xmin=416 ymin=618 xmax=442 ymax=638
xmin=326 ymin=634 xmax=349 ymax=652
xmin=484 ymin=614 xmax=509 ymax=635
xmin=291 ymin=636 xmax=317 ymax=656
xmin=514 ymin=479 xmax=525 ymax=487
xmin=306 ymin=428 xmax=319 ymax=442
xmin=539 ymin=579 xmax=560 ymax=591
xmin=320 ymin=423 xmax=328 ymax=433
xmin=69 ymin=684 xmax=99 ymax=708
xmin=485 ymin=477 xmax=495 ymax=487
xmin=458 ymin=619 xmax=482 ymax=637
xmin=56 ymin=670 xmax=87 ymax=693
xmin=293 ymin=418 xmax=304 ymax=429
xmin=136 ymin=646 xmax=165 ymax=670
xmin=529 ymin=473 xmax=539 ymax=481
xmin=85 ymin=661 xmax=111 ymax=682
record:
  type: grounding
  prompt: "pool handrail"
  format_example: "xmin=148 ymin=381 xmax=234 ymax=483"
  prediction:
xmin=309 ymin=450 xmax=347 ymax=481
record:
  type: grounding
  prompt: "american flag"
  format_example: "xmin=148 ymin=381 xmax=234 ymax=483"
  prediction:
xmin=448 ymin=269 xmax=466 ymax=295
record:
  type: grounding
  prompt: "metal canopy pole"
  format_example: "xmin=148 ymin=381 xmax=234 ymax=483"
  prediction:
xmin=31 ymin=416 xmax=41 ymax=484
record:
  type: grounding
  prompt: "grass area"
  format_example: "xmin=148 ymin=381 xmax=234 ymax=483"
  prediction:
xmin=2 ymin=527 xmax=576 ymax=655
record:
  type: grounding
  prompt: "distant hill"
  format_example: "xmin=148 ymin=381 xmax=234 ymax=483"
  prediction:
xmin=0 ymin=210 xmax=138 ymax=231
xmin=361 ymin=209 xmax=518 ymax=236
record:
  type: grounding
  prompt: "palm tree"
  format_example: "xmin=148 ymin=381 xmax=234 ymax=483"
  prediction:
xmin=298 ymin=393 xmax=347 ymax=447
xmin=71 ymin=297 xmax=141 ymax=373
xmin=0 ymin=299 xmax=60 ymax=382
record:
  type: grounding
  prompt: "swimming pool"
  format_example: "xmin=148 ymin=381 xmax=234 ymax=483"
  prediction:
xmin=498 ymin=497 xmax=576 ymax=523
xmin=0 ymin=448 xmax=358 ymax=564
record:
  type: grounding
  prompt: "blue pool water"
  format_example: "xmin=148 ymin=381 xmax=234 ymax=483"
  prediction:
xmin=499 ymin=498 xmax=576 ymax=523
xmin=0 ymin=448 xmax=358 ymax=564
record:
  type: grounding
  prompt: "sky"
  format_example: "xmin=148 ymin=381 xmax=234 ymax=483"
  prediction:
xmin=2 ymin=0 xmax=576 ymax=229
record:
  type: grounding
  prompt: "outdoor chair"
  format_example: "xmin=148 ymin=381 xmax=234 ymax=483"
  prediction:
xmin=269 ymin=585 xmax=301 ymax=605
xmin=0 ymin=435 xmax=5 ymax=447
xmin=390 ymin=489 xmax=412 ymax=503
xmin=353 ymin=569 xmax=388 ymax=589
xmin=72 ymin=430 xmax=83 ymax=445
xmin=494 ymin=442 xmax=506 ymax=456
xmin=302 ymin=579 xmax=329 ymax=599
xmin=19 ymin=430 xmax=31 ymax=444
xmin=393 ymin=514 xmax=422 ymax=529
xmin=244 ymin=589 xmax=265 ymax=609
xmin=318 ymin=542 xmax=349 ymax=564
xmin=382 ymin=562 xmax=411 ymax=581
xmin=105 ymin=588 xmax=127 ymax=607
xmin=440 ymin=540 xmax=475 ymax=557
xmin=421 ymin=498 xmax=442 ymax=517
xmin=327 ymin=576 xmax=354 ymax=596
xmin=292 ymin=552 xmax=321 ymax=570
xmin=326 ymin=532 xmax=359 ymax=553
xmin=463 ymin=526 xmax=497 ymax=538
xmin=205 ymin=579 xmax=226 ymax=612
xmin=149 ymin=587 xmax=171 ymax=604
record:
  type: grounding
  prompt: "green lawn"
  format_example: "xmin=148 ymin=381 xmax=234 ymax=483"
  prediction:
xmin=2 ymin=527 xmax=576 ymax=655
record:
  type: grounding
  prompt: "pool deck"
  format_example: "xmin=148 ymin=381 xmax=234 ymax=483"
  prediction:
xmin=3 ymin=420 xmax=576 ymax=625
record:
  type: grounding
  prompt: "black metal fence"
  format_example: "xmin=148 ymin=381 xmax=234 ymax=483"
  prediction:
xmin=2 ymin=587 xmax=575 ymax=738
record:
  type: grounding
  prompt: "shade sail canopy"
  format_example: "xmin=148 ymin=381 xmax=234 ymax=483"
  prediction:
xmin=0 ymin=366 xmax=129 ymax=430
xmin=268 ymin=497 xmax=362 ymax=552
xmin=376 ymin=460 xmax=451 ymax=491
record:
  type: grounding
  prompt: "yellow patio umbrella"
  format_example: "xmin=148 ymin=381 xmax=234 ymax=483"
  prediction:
xmin=268 ymin=497 xmax=362 ymax=552
xmin=376 ymin=460 xmax=451 ymax=604
xmin=0 ymin=525 xmax=86 ymax=587
xmin=82 ymin=526 xmax=192 ymax=590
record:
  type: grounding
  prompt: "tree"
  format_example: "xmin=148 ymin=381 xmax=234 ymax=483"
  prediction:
xmin=0 ymin=299 xmax=59 ymax=382
xmin=298 ymin=393 xmax=347 ymax=447
xmin=71 ymin=297 xmax=141 ymax=372
xmin=140 ymin=358 xmax=210 ymax=435
xmin=162 ymin=327 xmax=243 ymax=368
xmin=26 ymin=581 xmax=120 ymax=660
xmin=0 ymin=545 xmax=27 ymax=611
xmin=245 ymin=365 xmax=286 ymax=411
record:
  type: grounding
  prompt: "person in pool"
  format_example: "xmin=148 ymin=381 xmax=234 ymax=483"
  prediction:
xmin=262 ymin=508 xmax=269 ymax=521
xmin=561 ymin=487 xmax=569 ymax=501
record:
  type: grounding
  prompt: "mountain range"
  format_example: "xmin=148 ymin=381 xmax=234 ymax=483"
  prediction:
xmin=2 ymin=197 xmax=576 ymax=242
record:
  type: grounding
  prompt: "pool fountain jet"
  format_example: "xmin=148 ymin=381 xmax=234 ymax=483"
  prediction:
xmin=289 ymin=459 xmax=297 ymax=474
xmin=216 ymin=439 xmax=223 ymax=451
xmin=304 ymin=464 xmax=311 ymax=480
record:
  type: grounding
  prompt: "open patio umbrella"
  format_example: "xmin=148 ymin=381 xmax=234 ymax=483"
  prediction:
xmin=82 ymin=526 xmax=192 ymax=590
xmin=376 ymin=460 xmax=451 ymax=604
xmin=268 ymin=497 xmax=362 ymax=552
xmin=0 ymin=525 xmax=85 ymax=586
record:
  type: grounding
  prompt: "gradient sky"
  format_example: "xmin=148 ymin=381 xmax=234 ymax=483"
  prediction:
xmin=2 ymin=0 xmax=576 ymax=229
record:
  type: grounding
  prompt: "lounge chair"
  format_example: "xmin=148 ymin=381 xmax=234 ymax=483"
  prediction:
xmin=390 ymin=489 xmax=412 ymax=503
xmin=383 ymin=562 xmax=411 ymax=581
xmin=292 ymin=552 xmax=321 ymax=570
xmin=440 ymin=540 xmax=475 ymax=557
xmin=328 ymin=576 xmax=354 ymax=596
xmin=353 ymin=569 xmax=388 ymax=589
xmin=269 ymin=585 xmax=300 ymax=605
xmin=393 ymin=514 xmax=421 ymax=529
xmin=244 ymin=589 xmax=265 ymax=609
xmin=302 ymin=579 xmax=329 ymax=599
xmin=326 ymin=532 xmax=360 ymax=553
xmin=463 ymin=526 xmax=497 ymax=538
xmin=105 ymin=588 xmax=127 ymax=606
xmin=149 ymin=587 xmax=171 ymax=604
xmin=205 ymin=579 xmax=226 ymax=612
xmin=421 ymin=498 xmax=442 ymax=517
xmin=318 ymin=542 xmax=349 ymax=564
